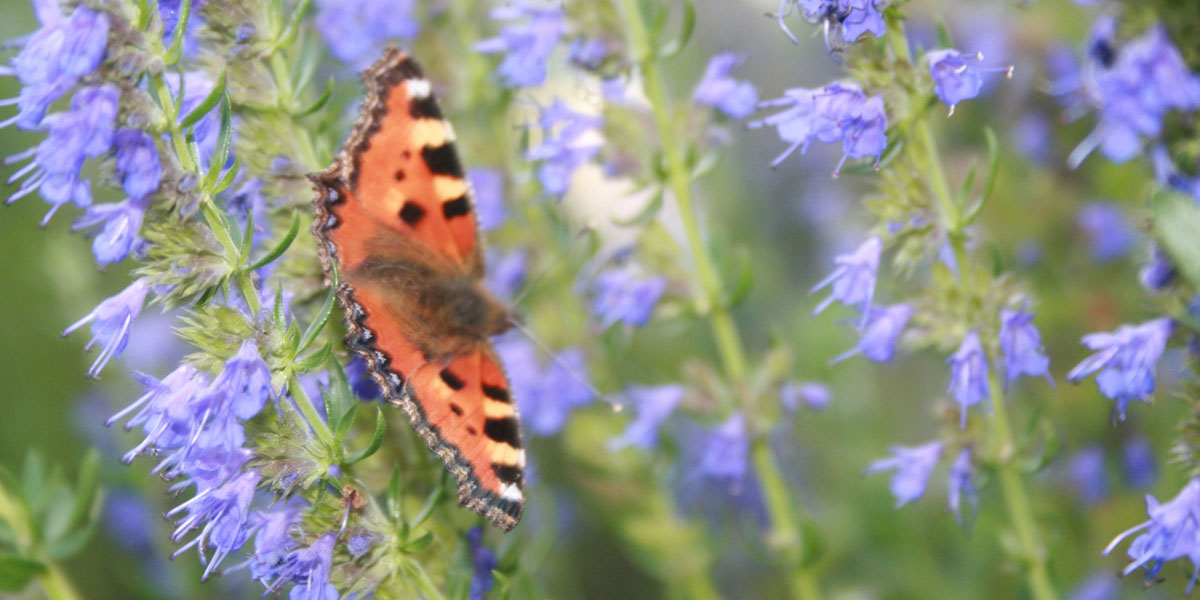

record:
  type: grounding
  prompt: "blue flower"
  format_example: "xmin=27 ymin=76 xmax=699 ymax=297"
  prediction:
xmin=589 ymin=269 xmax=667 ymax=328
xmin=208 ymin=340 xmax=272 ymax=420
xmin=947 ymin=331 xmax=989 ymax=428
xmin=3 ymin=2 xmax=109 ymax=129
xmin=265 ymin=533 xmax=337 ymax=599
xmin=526 ymin=100 xmax=603 ymax=196
xmin=467 ymin=527 xmax=497 ymax=600
xmin=780 ymin=381 xmax=830 ymax=412
xmin=343 ymin=357 xmax=381 ymax=401
xmin=926 ymin=49 xmax=1013 ymax=114
xmin=749 ymin=82 xmax=887 ymax=173
xmin=115 ymin=129 xmax=162 ymax=199
xmin=7 ymin=85 xmax=118 ymax=224
xmin=947 ymin=448 xmax=977 ymax=524
xmin=1067 ymin=446 xmax=1108 ymax=505
xmin=1124 ymin=436 xmax=1157 ymax=489
xmin=246 ymin=506 xmax=302 ymax=581
xmin=497 ymin=336 xmax=593 ymax=436
xmin=1068 ymin=573 xmax=1118 ymax=600
xmin=468 ymin=168 xmax=507 ymax=231
xmin=811 ymin=236 xmax=881 ymax=319
xmin=832 ymin=303 xmax=912 ymax=363
xmin=568 ymin=38 xmax=608 ymax=71
xmin=71 ymin=196 xmax=150 ymax=267
xmin=693 ymin=53 xmax=758 ymax=119
xmin=167 ymin=469 xmax=260 ymax=578
xmin=62 ymin=278 xmax=150 ymax=377
xmin=696 ymin=414 xmax=749 ymax=488
xmin=999 ymin=308 xmax=1052 ymax=386
xmin=1104 ymin=479 xmax=1200 ymax=592
xmin=777 ymin=1 xmax=884 ymax=46
xmin=867 ymin=441 xmax=942 ymax=507
xmin=1067 ymin=317 xmax=1172 ymax=421
xmin=347 ymin=532 xmax=374 ymax=559
xmin=1076 ymin=202 xmax=1135 ymax=262
xmin=475 ymin=3 xmax=566 ymax=88
xmin=608 ymin=384 xmax=685 ymax=451
xmin=314 ymin=0 xmax=418 ymax=66
xmin=1139 ymin=244 xmax=1177 ymax=292
xmin=1066 ymin=21 xmax=1200 ymax=167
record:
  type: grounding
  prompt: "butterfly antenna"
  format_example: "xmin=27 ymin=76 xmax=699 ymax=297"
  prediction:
xmin=508 ymin=320 xmax=623 ymax=413
xmin=509 ymin=226 xmax=594 ymax=310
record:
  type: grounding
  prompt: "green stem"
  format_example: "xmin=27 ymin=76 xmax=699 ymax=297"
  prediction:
xmin=988 ymin=374 xmax=1057 ymax=600
xmin=0 ymin=483 xmax=81 ymax=600
xmin=39 ymin=566 xmax=83 ymax=600
xmin=620 ymin=1 xmax=819 ymax=598
xmin=885 ymin=16 xmax=1055 ymax=598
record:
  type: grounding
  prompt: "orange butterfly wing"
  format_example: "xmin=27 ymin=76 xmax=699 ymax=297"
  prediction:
xmin=311 ymin=48 xmax=524 ymax=530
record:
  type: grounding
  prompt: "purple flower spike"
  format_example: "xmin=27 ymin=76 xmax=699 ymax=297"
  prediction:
xmin=947 ymin=331 xmax=990 ymax=428
xmin=776 ymin=1 xmax=885 ymax=47
xmin=947 ymin=448 xmax=977 ymax=525
xmin=832 ymin=303 xmax=913 ymax=363
xmin=4 ymin=4 xmax=109 ymax=130
xmin=498 ymin=336 xmax=593 ymax=436
xmin=62 ymin=278 xmax=150 ymax=377
xmin=1067 ymin=318 xmax=1172 ymax=421
xmin=589 ymin=269 xmax=667 ymax=328
xmin=266 ymin=534 xmax=337 ymax=599
xmin=71 ymin=196 xmax=150 ymax=267
xmin=474 ymin=2 xmax=566 ymax=88
xmin=811 ymin=236 xmax=881 ymax=319
xmin=608 ymin=384 xmax=685 ymax=451
xmin=927 ymin=49 xmax=1013 ymax=115
xmin=867 ymin=441 xmax=942 ymax=507
xmin=168 ymin=469 xmax=260 ymax=578
xmin=246 ymin=507 xmax=302 ymax=581
xmin=1104 ymin=479 xmax=1200 ymax=592
xmin=999 ymin=308 xmax=1053 ymax=387
xmin=693 ymin=53 xmax=759 ymax=119
xmin=114 ymin=130 xmax=163 ymax=199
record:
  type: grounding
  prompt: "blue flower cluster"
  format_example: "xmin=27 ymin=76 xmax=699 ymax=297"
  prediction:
xmin=749 ymin=82 xmax=888 ymax=174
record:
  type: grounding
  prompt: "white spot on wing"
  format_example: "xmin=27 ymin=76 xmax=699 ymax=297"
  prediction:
xmin=501 ymin=484 xmax=524 ymax=501
xmin=408 ymin=78 xmax=432 ymax=99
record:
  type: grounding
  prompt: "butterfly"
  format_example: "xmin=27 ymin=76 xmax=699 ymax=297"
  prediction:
xmin=310 ymin=48 xmax=525 ymax=530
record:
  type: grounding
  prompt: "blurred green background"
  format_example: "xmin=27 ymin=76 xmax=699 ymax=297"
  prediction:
xmin=0 ymin=0 xmax=1189 ymax=598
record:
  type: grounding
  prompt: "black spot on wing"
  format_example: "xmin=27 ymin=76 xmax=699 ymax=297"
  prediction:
xmin=409 ymin=95 xmax=443 ymax=120
xmin=449 ymin=403 xmax=464 ymax=416
xmin=421 ymin=144 xmax=463 ymax=178
xmin=442 ymin=194 xmax=470 ymax=219
xmin=483 ymin=417 xmax=522 ymax=449
xmin=482 ymin=384 xmax=510 ymax=403
xmin=394 ymin=169 xmax=406 ymax=181
xmin=492 ymin=463 xmax=523 ymax=485
xmin=440 ymin=368 xmax=465 ymax=390
xmin=399 ymin=201 xmax=425 ymax=225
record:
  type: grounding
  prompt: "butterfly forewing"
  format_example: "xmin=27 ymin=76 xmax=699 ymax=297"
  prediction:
xmin=311 ymin=47 xmax=524 ymax=531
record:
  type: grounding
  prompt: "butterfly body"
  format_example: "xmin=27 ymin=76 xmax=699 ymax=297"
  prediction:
xmin=311 ymin=48 xmax=525 ymax=530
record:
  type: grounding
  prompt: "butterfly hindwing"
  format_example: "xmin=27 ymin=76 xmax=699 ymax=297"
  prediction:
xmin=311 ymin=48 xmax=525 ymax=531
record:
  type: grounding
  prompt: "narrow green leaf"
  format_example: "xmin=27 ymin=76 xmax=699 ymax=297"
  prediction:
xmin=298 ymin=285 xmax=338 ymax=354
xmin=272 ymin=0 xmax=312 ymax=52
xmin=162 ymin=0 xmax=192 ymax=65
xmin=402 ymin=531 xmax=434 ymax=553
xmin=935 ymin=20 xmax=954 ymax=50
xmin=1151 ymin=189 xmax=1200 ymax=288
xmin=203 ymin=96 xmax=234 ymax=190
xmin=387 ymin=467 xmax=405 ymax=523
xmin=133 ymin=0 xmax=152 ymax=30
xmin=66 ymin=450 xmax=99 ymax=533
xmin=210 ymin=158 xmax=242 ymax=195
xmin=238 ymin=207 xmax=255 ymax=266
xmin=958 ymin=161 xmax=978 ymax=210
xmin=344 ymin=407 xmax=387 ymax=465
xmin=179 ymin=70 xmax=227 ymax=129
xmin=724 ymin=246 xmax=755 ymax=309
xmin=297 ymin=342 xmax=333 ymax=372
xmin=658 ymin=0 xmax=696 ymax=58
xmin=273 ymin=288 xmax=286 ymax=330
xmin=292 ymin=79 xmax=334 ymax=118
xmin=325 ymin=356 xmax=357 ymax=438
xmin=43 ymin=516 xmax=98 ymax=561
xmin=410 ymin=472 xmax=447 ymax=530
xmin=0 ymin=555 xmax=45 ymax=592
xmin=979 ymin=127 xmax=1000 ymax=206
xmin=247 ymin=214 xmax=300 ymax=272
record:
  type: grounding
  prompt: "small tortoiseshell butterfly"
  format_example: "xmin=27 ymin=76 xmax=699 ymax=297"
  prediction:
xmin=311 ymin=48 xmax=524 ymax=530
